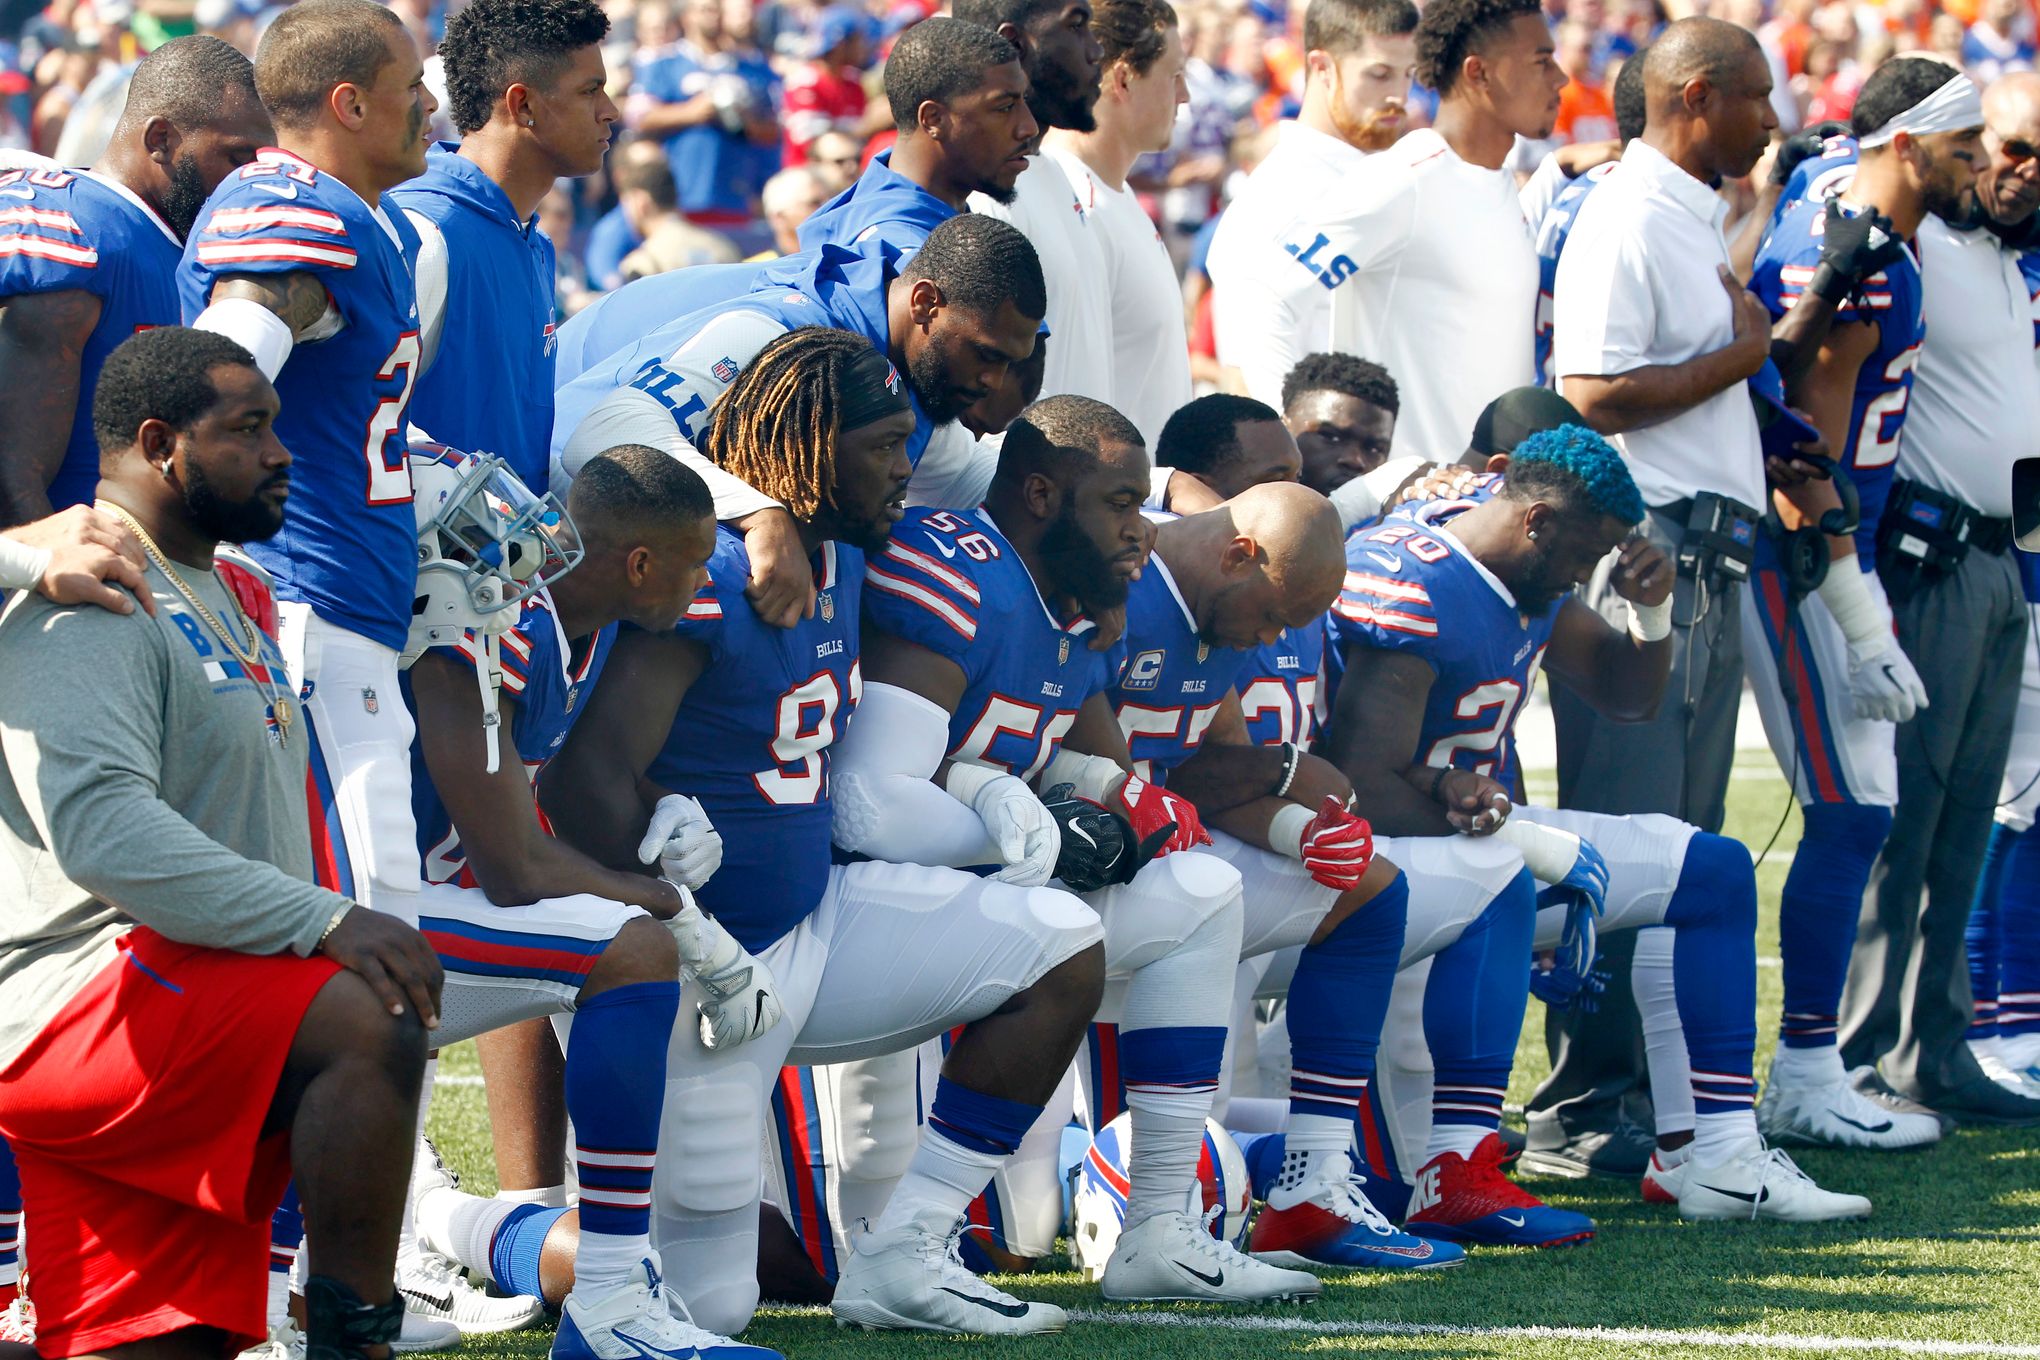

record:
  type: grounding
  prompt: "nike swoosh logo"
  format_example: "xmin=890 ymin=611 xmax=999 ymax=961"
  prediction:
xmin=928 ymin=536 xmax=959 ymax=558
xmin=610 ymin=1327 xmax=679 ymax=1360
xmin=937 ymin=1287 xmax=1031 ymax=1318
xmin=753 ymin=990 xmax=771 ymax=1033
xmin=1832 ymin=1112 xmax=1893 ymax=1134
xmin=399 ymin=1288 xmax=454 ymax=1314
xmin=1497 ymin=1213 xmax=1526 ymax=1227
xmin=1696 ymin=1182 xmax=1769 ymax=1204
xmin=1176 ymin=1262 xmax=1224 ymax=1288
xmin=1364 ymin=550 xmax=1401 ymax=572
xmin=252 ymin=182 xmax=298 ymax=199
xmin=1070 ymin=823 xmax=1097 ymax=849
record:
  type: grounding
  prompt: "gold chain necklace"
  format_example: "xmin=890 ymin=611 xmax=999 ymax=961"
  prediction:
xmin=105 ymin=505 xmax=294 ymax=749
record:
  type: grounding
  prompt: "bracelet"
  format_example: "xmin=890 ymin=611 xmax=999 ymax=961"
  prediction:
xmin=1272 ymin=742 xmax=1300 ymax=799
xmin=1427 ymin=764 xmax=1451 ymax=803
xmin=316 ymin=901 xmax=351 ymax=951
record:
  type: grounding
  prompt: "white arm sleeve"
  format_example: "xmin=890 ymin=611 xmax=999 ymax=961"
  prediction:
xmin=831 ymin=681 xmax=1004 ymax=866
xmin=191 ymin=297 xmax=295 ymax=381
xmin=0 ymin=535 xmax=51 ymax=591
xmin=404 ymin=208 xmax=450 ymax=373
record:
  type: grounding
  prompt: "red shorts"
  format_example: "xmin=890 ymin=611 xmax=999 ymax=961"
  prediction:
xmin=0 ymin=929 xmax=339 ymax=1358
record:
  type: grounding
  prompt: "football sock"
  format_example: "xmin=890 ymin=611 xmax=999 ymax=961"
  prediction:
xmin=266 ymin=1180 xmax=304 ymax=1325
xmin=1080 ymin=1023 xmax=1124 ymax=1130
xmin=1633 ymin=926 xmax=1698 ymax=1135
xmin=1279 ymin=871 xmax=1407 ymax=1198
xmin=565 ymin=980 xmax=679 ymax=1294
xmin=1778 ymin=804 xmax=1891 ymax=1050
xmin=489 ymin=1205 xmax=570 ymax=1301
xmin=0 ymin=1138 xmax=22 ymax=1291
xmin=417 ymin=1183 xmax=516 ymax=1279
xmin=396 ymin=1055 xmax=438 ymax=1263
xmin=1423 ymin=870 xmax=1536 ymax=1164
xmin=1663 ymin=834 xmax=1761 ymax=1152
xmin=873 ymin=1077 xmax=1040 ymax=1239
xmin=495 ymin=1185 xmax=569 ymax=1208
xmin=1117 ymin=895 xmax=1240 ymax=1229
xmin=1997 ymin=823 xmax=2040 ymax=1048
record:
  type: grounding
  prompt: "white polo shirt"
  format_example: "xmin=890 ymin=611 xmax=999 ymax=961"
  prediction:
xmin=1552 ymin=139 xmax=1765 ymax=510
xmin=1205 ymin=120 xmax=1368 ymax=407
xmin=1049 ymin=147 xmax=1192 ymax=448
xmin=1897 ymin=215 xmax=2040 ymax=518
xmin=1305 ymin=128 xmax=1539 ymax=462
xmin=971 ymin=155 xmax=1115 ymax=407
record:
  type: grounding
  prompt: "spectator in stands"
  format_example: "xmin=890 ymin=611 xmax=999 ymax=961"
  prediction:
xmin=630 ymin=0 xmax=780 ymax=242
xmin=616 ymin=150 xmax=743 ymax=279
xmin=757 ymin=163 xmax=828 ymax=256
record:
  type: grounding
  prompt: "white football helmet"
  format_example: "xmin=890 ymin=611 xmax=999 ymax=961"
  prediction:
xmin=403 ymin=443 xmax=582 ymax=771
xmin=1070 ymin=1114 xmax=1251 ymax=1281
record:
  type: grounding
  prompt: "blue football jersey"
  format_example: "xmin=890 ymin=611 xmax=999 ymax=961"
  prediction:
xmin=179 ymin=149 xmax=424 ymax=652
xmin=798 ymin=150 xmax=956 ymax=258
xmin=1235 ymin=620 xmax=1326 ymax=751
xmin=1328 ymin=519 xmax=1555 ymax=785
xmin=862 ymin=508 xmax=1113 ymax=781
xmin=0 ymin=166 xmax=186 ymax=511
xmin=1108 ymin=557 xmax=1247 ymax=781
xmin=1751 ymin=195 xmax=1924 ymax=562
xmin=2020 ymin=245 xmax=2040 ymax=347
xmin=407 ymin=588 xmax=616 ymax=887
xmin=552 ymin=257 xmax=766 ymax=387
xmin=649 ymin=530 xmax=863 ymax=951
xmin=633 ymin=41 xmax=777 ymax=219
xmin=1765 ymin=132 xmax=1858 ymax=243
xmin=1532 ymin=161 xmax=1616 ymax=387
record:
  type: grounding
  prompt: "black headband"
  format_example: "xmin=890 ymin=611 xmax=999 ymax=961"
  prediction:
xmin=838 ymin=345 xmax=912 ymax=433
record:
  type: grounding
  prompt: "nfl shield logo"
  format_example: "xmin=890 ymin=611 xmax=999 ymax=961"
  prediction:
xmin=1058 ymin=637 xmax=1070 ymax=665
xmin=565 ymin=685 xmax=579 ymax=714
xmin=362 ymin=686 xmax=380 ymax=714
xmin=712 ymin=357 xmax=739 ymax=383
xmin=1196 ymin=642 xmax=1209 ymax=664
xmin=819 ymin=592 xmax=835 ymax=622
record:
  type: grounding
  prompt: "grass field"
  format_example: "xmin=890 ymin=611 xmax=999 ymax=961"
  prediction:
xmin=426 ymin=751 xmax=2040 ymax=1360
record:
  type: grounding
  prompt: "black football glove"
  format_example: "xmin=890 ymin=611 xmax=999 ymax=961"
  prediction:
xmin=1039 ymin=783 xmax=1174 ymax=893
xmin=1768 ymin=120 xmax=1850 ymax=186
xmin=1805 ymin=196 xmax=1904 ymax=304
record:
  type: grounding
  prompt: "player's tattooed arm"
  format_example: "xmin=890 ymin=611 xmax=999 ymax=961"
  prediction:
xmin=0 ymin=288 xmax=102 ymax=527
xmin=210 ymin=271 xmax=342 ymax=341
xmin=542 ymin=627 xmax=711 ymax=872
xmin=411 ymin=650 xmax=690 ymax=919
xmin=1322 ymin=643 xmax=1468 ymax=837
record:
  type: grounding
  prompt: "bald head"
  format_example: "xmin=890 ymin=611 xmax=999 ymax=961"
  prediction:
xmin=1640 ymin=16 xmax=1774 ymax=180
xmin=1642 ymin=17 xmax=1761 ymax=117
xmin=1986 ymin=69 xmax=2040 ymax=122
xmin=1228 ymin=482 xmax=1346 ymax=605
xmin=1979 ymin=71 xmax=2040 ymax=224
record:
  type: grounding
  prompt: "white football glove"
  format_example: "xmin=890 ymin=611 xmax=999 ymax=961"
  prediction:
xmin=637 ymin=792 xmax=724 ymax=890
xmin=663 ymin=881 xmax=784 ymax=1050
xmin=1845 ymin=635 xmax=1930 ymax=724
xmin=945 ymin=763 xmax=1061 ymax=886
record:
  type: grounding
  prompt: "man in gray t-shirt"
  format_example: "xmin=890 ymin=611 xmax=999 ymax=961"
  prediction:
xmin=0 ymin=327 xmax=442 ymax=1360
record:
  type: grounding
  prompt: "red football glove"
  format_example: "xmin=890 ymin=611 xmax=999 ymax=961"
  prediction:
xmin=214 ymin=551 xmax=279 ymax=640
xmin=1300 ymin=796 xmax=1373 ymax=891
xmin=1108 ymin=773 xmax=1211 ymax=856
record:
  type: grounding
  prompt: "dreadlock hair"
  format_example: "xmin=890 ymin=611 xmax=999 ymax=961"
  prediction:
xmin=698 ymin=327 xmax=870 ymax=523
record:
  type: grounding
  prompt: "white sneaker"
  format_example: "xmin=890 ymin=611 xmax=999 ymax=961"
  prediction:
xmin=235 ymin=1316 xmax=305 ymax=1360
xmin=1101 ymin=1209 xmax=1321 ymax=1304
xmin=1759 ymin=1071 xmax=1943 ymax=1151
xmin=397 ymin=1247 xmax=544 ymax=1336
xmin=1678 ymin=1142 xmax=1872 ymax=1222
xmin=831 ymin=1220 xmax=1066 ymax=1336
xmin=556 ymin=1255 xmax=779 ymax=1360
xmin=2000 ymin=1033 xmax=2040 ymax=1084
xmin=392 ymin=1309 xmax=460 ymax=1354
xmin=1976 ymin=1049 xmax=2040 ymax=1099
xmin=0 ymin=1295 xmax=35 ymax=1347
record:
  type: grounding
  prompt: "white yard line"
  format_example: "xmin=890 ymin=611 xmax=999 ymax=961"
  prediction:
xmin=1065 ymin=1310 xmax=2040 ymax=1357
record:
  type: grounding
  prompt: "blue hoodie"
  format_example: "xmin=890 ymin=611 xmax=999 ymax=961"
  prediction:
xmin=553 ymin=258 xmax=769 ymax=389
xmin=393 ymin=145 xmax=559 ymax=489
xmin=797 ymin=149 xmax=957 ymax=257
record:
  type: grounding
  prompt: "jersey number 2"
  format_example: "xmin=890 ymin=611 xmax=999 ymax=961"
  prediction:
xmin=365 ymin=331 xmax=421 ymax=504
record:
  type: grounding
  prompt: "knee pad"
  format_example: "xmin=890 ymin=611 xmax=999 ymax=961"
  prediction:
xmin=1149 ymin=849 xmax=1246 ymax=935
xmin=1672 ymin=833 xmax=1759 ymax=932
xmin=654 ymin=1073 xmax=763 ymax=1217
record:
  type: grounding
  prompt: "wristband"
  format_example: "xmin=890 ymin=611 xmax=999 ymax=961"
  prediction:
xmin=943 ymin=760 xmax=1010 ymax=807
xmin=1815 ymin=558 xmax=1890 ymax=648
xmin=1041 ymin=748 xmax=1127 ymax=803
xmin=0 ymin=535 xmax=52 ymax=592
xmin=317 ymin=901 xmax=352 ymax=951
xmin=1272 ymin=742 xmax=1300 ymax=799
xmin=1269 ymin=802 xmax=1314 ymax=860
xmin=1628 ymin=596 xmax=1673 ymax=643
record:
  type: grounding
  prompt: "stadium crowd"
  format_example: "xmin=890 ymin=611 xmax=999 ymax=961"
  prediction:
xmin=0 ymin=0 xmax=2037 ymax=1357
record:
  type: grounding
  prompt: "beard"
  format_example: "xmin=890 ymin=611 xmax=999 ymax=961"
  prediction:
xmin=1510 ymin=546 xmax=1574 ymax=615
xmin=1040 ymin=503 xmax=1129 ymax=613
xmin=1024 ymin=56 xmax=1098 ymax=133
xmin=162 ymin=152 xmax=210 ymax=241
xmin=185 ymin=458 xmax=287 ymax=544
xmin=974 ymin=177 xmax=1020 ymax=206
xmin=907 ymin=342 xmax=967 ymax=425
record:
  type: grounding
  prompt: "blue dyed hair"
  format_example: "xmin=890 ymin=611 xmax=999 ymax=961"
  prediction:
xmin=1505 ymin=423 xmax=1646 ymax=526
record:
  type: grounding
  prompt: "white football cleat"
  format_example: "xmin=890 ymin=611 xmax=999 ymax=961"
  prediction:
xmin=1975 ymin=1048 xmax=2040 ymax=1099
xmin=1640 ymin=1147 xmax=1687 ymax=1205
xmin=1678 ymin=1142 xmax=1872 ymax=1223
xmin=0 ymin=1295 xmax=36 ymax=1348
xmin=831 ymin=1221 xmax=1066 ymax=1336
xmin=397 ymin=1246 xmax=544 ymax=1336
xmin=392 ymin=1309 xmax=460 ymax=1354
xmin=1759 ymin=1071 xmax=1942 ymax=1151
xmin=1102 ymin=1210 xmax=1321 ymax=1304
xmin=556 ymin=1255 xmax=780 ymax=1360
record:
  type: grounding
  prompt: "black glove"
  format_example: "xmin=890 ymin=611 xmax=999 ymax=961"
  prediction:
xmin=1769 ymin=120 xmax=1850 ymax=186
xmin=1807 ymin=196 xmax=1904 ymax=303
xmin=1039 ymin=783 xmax=1173 ymax=893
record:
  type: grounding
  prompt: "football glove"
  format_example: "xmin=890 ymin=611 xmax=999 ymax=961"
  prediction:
xmin=1107 ymin=773 xmax=1210 ymax=855
xmin=1845 ymin=634 xmax=1930 ymax=724
xmin=1768 ymin=120 xmax=1849 ymax=186
xmin=638 ymin=792 xmax=725 ymax=890
xmin=946 ymin=764 xmax=1061 ymax=886
xmin=1558 ymin=835 xmax=1610 ymax=918
xmin=664 ymin=881 xmax=784 ymax=1050
xmin=1529 ymin=944 xmax=1609 ymax=1012
xmin=1540 ymin=883 xmax=1601 ymax=988
xmin=1808 ymin=196 xmax=1903 ymax=304
xmin=1041 ymin=783 xmax=1174 ymax=893
xmin=1299 ymin=796 xmax=1374 ymax=892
